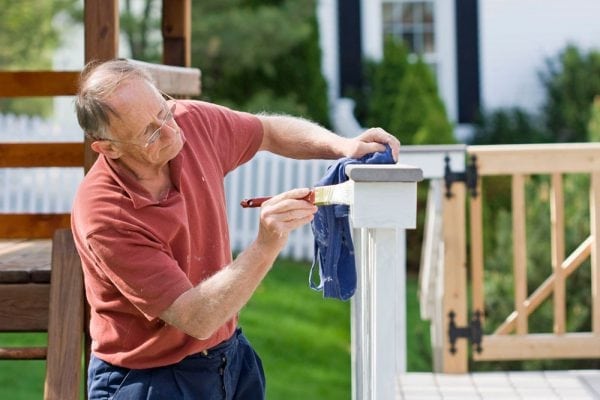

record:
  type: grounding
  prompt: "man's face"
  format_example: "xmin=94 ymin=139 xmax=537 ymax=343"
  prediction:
xmin=104 ymin=79 xmax=184 ymax=166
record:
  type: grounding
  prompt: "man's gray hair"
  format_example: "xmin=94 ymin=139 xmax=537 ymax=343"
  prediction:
xmin=75 ymin=59 xmax=156 ymax=140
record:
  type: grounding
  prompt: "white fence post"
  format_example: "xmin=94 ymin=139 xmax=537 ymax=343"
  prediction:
xmin=347 ymin=164 xmax=423 ymax=400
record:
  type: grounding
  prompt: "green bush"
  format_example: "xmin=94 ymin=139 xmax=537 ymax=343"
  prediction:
xmin=470 ymin=107 xmax=549 ymax=145
xmin=353 ymin=38 xmax=455 ymax=145
xmin=389 ymin=58 xmax=454 ymax=145
xmin=588 ymin=96 xmax=600 ymax=142
xmin=191 ymin=0 xmax=330 ymax=127
xmin=0 ymin=0 xmax=78 ymax=116
xmin=539 ymin=44 xmax=600 ymax=142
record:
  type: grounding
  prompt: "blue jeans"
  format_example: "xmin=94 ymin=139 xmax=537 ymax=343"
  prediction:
xmin=88 ymin=328 xmax=265 ymax=400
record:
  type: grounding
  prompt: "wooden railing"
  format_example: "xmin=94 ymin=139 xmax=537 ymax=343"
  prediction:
xmin=0 ymin=71 xmax=84 ymax=238
xmin=468 ymin=143 xmax=600 ymax=363
xmin=424 ymin=143 xmax=600 ymax=372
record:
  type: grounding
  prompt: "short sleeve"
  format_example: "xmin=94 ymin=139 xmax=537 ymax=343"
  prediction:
xmin=175 ymin=101 xmax=263 ymax=175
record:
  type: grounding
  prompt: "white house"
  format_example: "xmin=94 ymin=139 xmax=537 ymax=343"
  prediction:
xmin=317 ymin=0 xmax=600 ymax=140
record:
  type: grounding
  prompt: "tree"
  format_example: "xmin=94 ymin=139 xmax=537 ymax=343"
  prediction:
xmin=0 ymin=0 xmax=78 ymax=116
xmin=389 ymin=58 xmax=454 ymax=145
xmin=588 ymin=96 xmax=600 ymax=142
xmin=121 ymin=0 xmax=161 ymax=62
xmin=363 ymin=39 xmax=409 ymax=132
xmin=191 ymin=0 xmax=330 ymax=126
xmin=357 ymin=38 xmax=454 ymax=145
xmin=539 ymin=45 xmax=600 ymax=142
xmin=470 ymin=107 xmax=549 ymax=145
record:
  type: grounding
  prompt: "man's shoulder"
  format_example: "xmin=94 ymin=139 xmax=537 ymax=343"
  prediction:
xmin=73 ymin=165 xmax=128 ymax=232
xmin=176 ymin=99 xmax=229 ymax=116
xmin=177 ymin=100 xmax=256 ymax=124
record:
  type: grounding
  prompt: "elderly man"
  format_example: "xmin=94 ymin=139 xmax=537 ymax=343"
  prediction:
xmin=72 ymin=59 xmax=399 ymax=399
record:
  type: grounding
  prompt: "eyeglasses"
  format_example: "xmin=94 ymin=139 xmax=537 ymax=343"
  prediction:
xmin=90 ymin=92 xmax=177 ymax=148
xmin=142 ymin=94 xmax=177 ymax=148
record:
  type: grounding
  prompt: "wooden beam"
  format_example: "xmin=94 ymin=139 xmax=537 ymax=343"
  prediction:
xmin=550 ymin=173 xmax=566 ymax=334
xmin=494 ymin=236 xmax=592 ymax=334
xmin=469 ymin=143 xmax=600 ymax=174
xmin=591 ymin=172 xmax=600 ymax=334
xmin=84 ymin=0 xmax=119 ymax=172
xmin=0 ymin=214 xmax=71 ymax=239
xmin=84 ymin=0 xmax=119 ymax=63
xmin=0 ymin=347 xmax=46 ymax=360
xmin=512 ymin=174 xmax=528 ymax=335
xmin=127 ymin=59 xmax=201 ymax=96
xmin=474 ymin=333 xmax=600 ymax=361
xmin=162 ymin=0 xmax=191 ymax=67
xmin=470 ymin=178 xmax=485 ymax=320
xmin=0 ymin=284 xmax=49 ymax=331
xmin=44 ymin=229 xmax=84 ymax=400
xmin=0 ymin=143 xmax=84 ymax=168
xmin=0 ymin=72 xmax=79 ymax=97
xmin=441 ymin=184 xmax=468 ymax=373
xmin=0 ymin=240 xmax=52 ymax=284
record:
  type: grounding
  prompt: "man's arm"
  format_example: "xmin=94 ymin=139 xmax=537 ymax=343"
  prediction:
xmin=257 ymin=115 xmax=400 ymax=161
xmin=159 ymin=188 xmax=317 ymax=340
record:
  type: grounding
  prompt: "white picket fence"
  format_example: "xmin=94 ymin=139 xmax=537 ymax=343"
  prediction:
xmin=225 ymin=152 xmax=332 ymax=261
xmin=0 ymin=154 xmax=329 ymax=260
xmin=0 ymin=112 xmax=331 ymax=261
xmin=0 ymin=109 xmax=81 ymax=142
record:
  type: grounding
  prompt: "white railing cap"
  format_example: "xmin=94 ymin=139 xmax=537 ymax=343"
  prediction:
xmin=345 ymin=164 xmax=423 ymax=182
xmin=396 ymin=145 xmax=467 ymax=180
xmin=400 ymin=144 xmax=467 ymax=154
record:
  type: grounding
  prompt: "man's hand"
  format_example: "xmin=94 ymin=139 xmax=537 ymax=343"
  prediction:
xmin=160 ymin=187 xmax=317 ymax=340
xmin=256 ymin=188 xmax=317 ymax=251
xmin=344 ymin=127 xmax=401 ymax=162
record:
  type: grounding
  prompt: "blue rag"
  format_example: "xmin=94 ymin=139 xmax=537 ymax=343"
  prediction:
xmin=309 ymin=145 xmax=395 ymax=300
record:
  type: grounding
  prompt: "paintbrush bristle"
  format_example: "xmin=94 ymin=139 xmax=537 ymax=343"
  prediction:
xmin=313 ymin=180 xmax=354 ymax=205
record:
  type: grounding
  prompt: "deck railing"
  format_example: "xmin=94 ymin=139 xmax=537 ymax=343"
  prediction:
xmin=421 ymin=143 xmax=600 ymax=373
xmin=346 ymin=163 xmax=422 ymax=400
xmin=8 ymin=139 xmax=598 ymax=382
xmin=469 ymin=144 xmax=600 ymax=362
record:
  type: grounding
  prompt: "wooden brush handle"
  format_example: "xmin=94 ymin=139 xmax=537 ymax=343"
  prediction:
xmin=240 ymin=191 xmax=315 ymax=208
xmin=240 ymin=196 xmax=271 ymax=208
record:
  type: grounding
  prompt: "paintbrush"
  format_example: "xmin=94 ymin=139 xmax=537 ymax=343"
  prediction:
xmin=240 ymin=180 xmax=354 ymax=208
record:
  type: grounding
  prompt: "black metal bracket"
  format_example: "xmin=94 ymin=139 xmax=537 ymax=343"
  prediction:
xmin=444 ymin=154 xmax=478 ymax=198
xmin=448 ymin=310 xmax=483 ymax=354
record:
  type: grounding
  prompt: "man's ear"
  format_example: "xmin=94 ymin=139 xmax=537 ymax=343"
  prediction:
xmin=90 ymin=140 xmax=122 ymax=160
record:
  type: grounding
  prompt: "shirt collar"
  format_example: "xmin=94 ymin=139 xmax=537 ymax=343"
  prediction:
xmin=101 ymin=141 xmax=186 ymax=210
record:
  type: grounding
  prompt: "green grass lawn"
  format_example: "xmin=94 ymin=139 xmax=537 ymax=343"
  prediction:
xmin=239 ymin=260 xmax=352 ymax=399
xmin=0 ymin=333 xmax=47 ymax=400
xmin=0 ymin=258 xmax=431 ymax=399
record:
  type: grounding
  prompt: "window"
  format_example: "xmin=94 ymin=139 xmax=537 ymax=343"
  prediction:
xmin=382 ymin=0 xmax=436 ymax=59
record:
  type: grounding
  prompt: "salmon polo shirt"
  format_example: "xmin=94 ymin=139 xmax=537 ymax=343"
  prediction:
xmin=71 ymin=100 xmax=263 ymax=369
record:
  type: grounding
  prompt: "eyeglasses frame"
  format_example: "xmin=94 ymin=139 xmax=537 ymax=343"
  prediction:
xmin=88 ymin=91 xmax=177 ymax=148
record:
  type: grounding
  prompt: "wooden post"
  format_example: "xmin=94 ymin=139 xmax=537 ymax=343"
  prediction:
xmin=44 ymin=230 xmax=84 ymax=400
xmin=512 ymin=174 xmax=528 ymax=335
xmin=441 ymin=183 xmax=468 ymax=373
xmin=84 ymin=0 xmax=119 ymax=63
xmin=591 ymin=172 xmax=600 ymax=334
xmin=551 ymin=173 xmax=566 ymax=334
xmin=82 ymin=0 xmax=120 ymax=379
xmin=84 ymin=0 xmax=119 ymax=172
xmin=399 ymin=145 xmax=467 ymax=373
xmin=347 ymin=164 xmax=422 ymax=400
xmin=470 ymin=177 xmax=485 ymax=320
xmin=162 ymin=0 xmax=191 ymax=67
